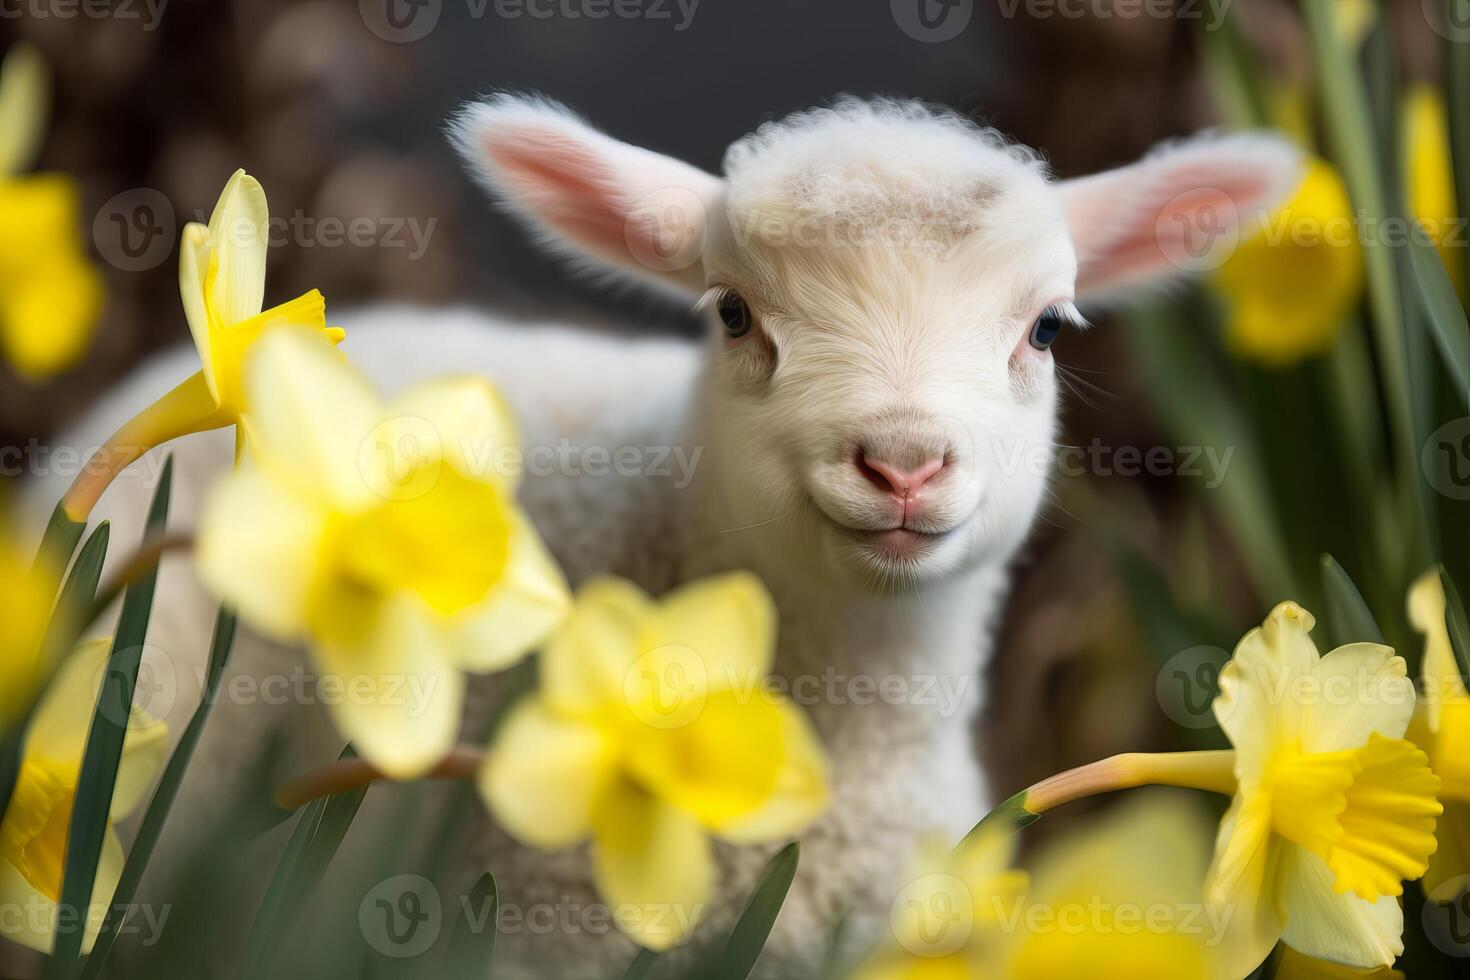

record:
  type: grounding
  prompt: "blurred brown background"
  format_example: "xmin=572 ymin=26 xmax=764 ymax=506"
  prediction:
xmin=4 ymin=0 xmax=1422 ymax=809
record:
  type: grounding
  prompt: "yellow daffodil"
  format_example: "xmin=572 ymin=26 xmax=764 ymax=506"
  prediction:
xmin=0 ymin=639 xmax=166 ymax=954
xmin=0 ymin=44 xmax=102 ymax=382
xmin=61 ymin=169 xmax=341 ymax=522
xmin=855 ymin=795 xmax=1234 ymax=980
xmin=1205 ymin=602 xmax=1440 ymax=971
xmin=975 ymin=602 xmax=1441 ymax=974
xmin=1213 ymin=157 xmax=1363 ymax=366
xmin=1407 ymin=571 xmax=1470 ymax=899
xmin=480 ymin=573 xmax=829 ymax=951
xmin=1006 ymin=794 xmax=1231 ymax=980
xmin=196 ymin=326 xmax=570 ymax=779
xmin=1402 ymin=85 xmax=1464 ymax=299
xmin=0 ymin=524 xmax=54 ymax=729
xmin=850 ymin=824 xmax=1027 ymax=979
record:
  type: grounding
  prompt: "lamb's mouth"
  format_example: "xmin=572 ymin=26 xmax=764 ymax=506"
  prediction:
xmin=846 ymin=525 xmax=953 ymax=559
xmin=812 ymin=508 xmax=962 ymax=561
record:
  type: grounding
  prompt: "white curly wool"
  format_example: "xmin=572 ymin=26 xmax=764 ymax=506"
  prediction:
xmin=23 ymin=97 xmax=1301 ymax=978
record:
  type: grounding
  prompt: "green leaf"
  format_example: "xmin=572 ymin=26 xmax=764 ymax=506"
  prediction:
xmin=1444 ymin=1 xmax=1470 ymax=295
xmin=1123 ymin=302 xmax=1294 ymax=600
xmin=0 ymin=521 xmax=110 ymax=817
xmin=1320 ymin=554 xmax=1387 ymax=646
xmin=78 ymin=607 xmax=238 ymax=980
xmin=239 ymin=744 xmax=368 ymax=976
xmin=1408 ymin=234 xmax=1470 ymax=401
xmin=620 ymin=948 xmax=659 ymax=980
xmin=445 ymin=872 xmax=497 ymax=980
xmin=1441 ymin=570 xmax=1470 ymax=690
xmin=706 ymin=842 xmax=801 ymax=980
xmin=1196 ymin=0 xmax=1270 ymax=128
xmin=1301 ymin=0 xmax=1431 ymax=568
xmin=32 ymin=499 xmax=86 ymax=593
xmin=47 ymin=457 xmax=172 ymax=975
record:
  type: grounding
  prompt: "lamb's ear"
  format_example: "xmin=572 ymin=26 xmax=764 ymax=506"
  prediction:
xmin=450 ymin=94 xmax=723 ymax=301
xmin=1059 ymin=133 xmax=1303 ymax=301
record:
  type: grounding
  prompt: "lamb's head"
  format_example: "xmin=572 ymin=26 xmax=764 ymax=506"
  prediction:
xmin=452 ymin=96 xmax=1299 ymax=591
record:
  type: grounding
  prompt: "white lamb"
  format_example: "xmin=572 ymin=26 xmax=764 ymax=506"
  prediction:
xmin=25 ymin=96 xmax=1298 ymax=978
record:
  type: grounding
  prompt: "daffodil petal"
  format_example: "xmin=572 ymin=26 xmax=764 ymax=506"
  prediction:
xmin=625 ymin=689 xmax=784 ymax=828
xmin=480 ymin=698 xmax=615 ymax=849
xmin=1300 ymin=643 xmax=1415 ymax=753
xmin=455 ymin=514 xmax=570 ymax=672
xmin=1206 ymin=793 xmax=1286 ymax=979
xmin=25 ymin=638 xmax=166 ymax=820
xmin=655 ymin=571 xmax=776 ymax=693
xmin=1278 ymin=846 xmax=1402 ymax=969
xmin=27 ymin=639 xmax=113 ymax=763
xmin=0 ymin=855 xmax=57 ymax=953
xmin=381 ymin=376 xmax=523 ymax=494
xmin=241 ymin=326 xmax=380 ymax=510
xmin=714 ymin=699 xmax=829 ymax=843
xmin=197 ymin=461 xmax=326 ymax=642
xmin=205 ymin=170 xmax=267 ymax=326
xmin=1410 ymin=570 xmax=1464 ymax=730
xmin=542 ymin=577 xmax=652 ymax=718
xmin=0 ymin=825 xmax=121 ymax=955
xmin=1216 ymin=602 xmax=1320 ymax=781
xmin=0 ymin=43 xmax=47 ymax=177
xmin=591 ymin=784 xmax=713 ymax=952
xmin=1424 ymin=800 xmax=1470 ymax=898
xmin=315 ymin=595 xmax=463 ymax=779
xmin=177 ymin=223 xmax=214 ymax=394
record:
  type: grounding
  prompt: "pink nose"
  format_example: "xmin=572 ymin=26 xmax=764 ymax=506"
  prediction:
xmin=857 ymin=453 xmax=946 ymax=500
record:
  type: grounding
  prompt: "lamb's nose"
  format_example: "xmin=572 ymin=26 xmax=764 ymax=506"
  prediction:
xmin=857 ymin=452 xmax=946 ymax=500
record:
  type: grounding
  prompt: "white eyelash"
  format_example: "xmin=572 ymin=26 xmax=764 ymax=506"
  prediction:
xmin=1045 ymin=301 xmax=1089 ymax=329
xmin=695 ymin=285 xmax=735 ymax=313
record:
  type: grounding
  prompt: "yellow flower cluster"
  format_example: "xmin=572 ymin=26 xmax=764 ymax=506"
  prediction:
xmin=32 ymin=167 xmax=830 ymax=953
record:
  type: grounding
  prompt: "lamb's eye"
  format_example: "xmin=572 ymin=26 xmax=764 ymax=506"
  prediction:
xmin=717 ymin=292 xmax=753 ymax=338
xmin=1029 ymin=307 xmax=1064 ymax=351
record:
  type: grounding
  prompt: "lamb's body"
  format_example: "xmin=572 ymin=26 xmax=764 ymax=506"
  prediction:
xmin=29 ymin=307 xmax=995 ymax=978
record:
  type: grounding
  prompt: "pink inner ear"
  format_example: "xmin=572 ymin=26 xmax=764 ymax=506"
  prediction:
xmin=483 ymin=130 xmax=636 ymax=262
xmin=1075 ymin=169 xmax=1272 ymax=293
